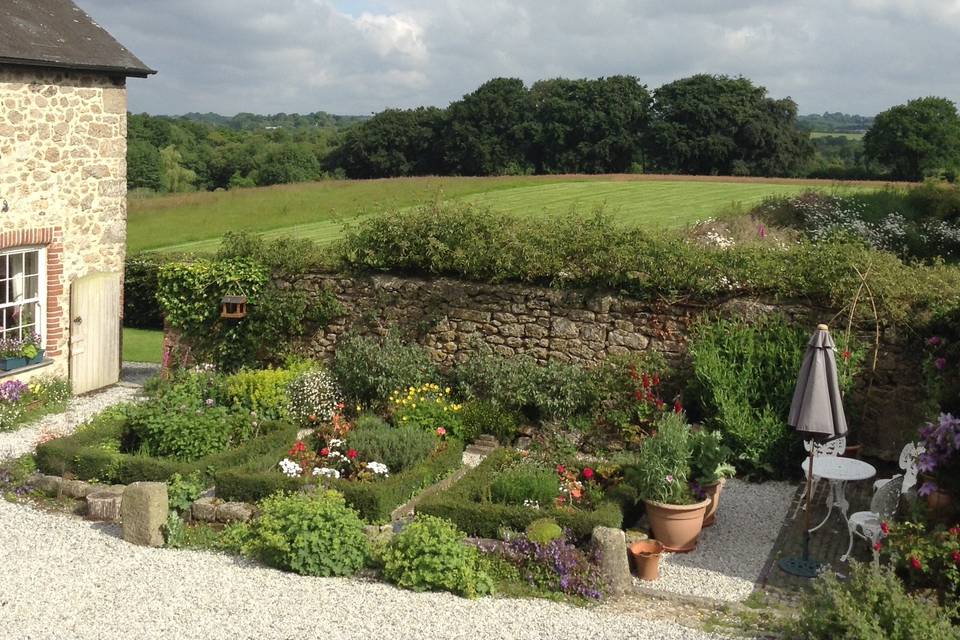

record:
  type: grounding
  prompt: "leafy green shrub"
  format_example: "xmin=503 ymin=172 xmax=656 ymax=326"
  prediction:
xmin=490 ymin=464 xmax=559 ymax=507
xmin=124 ymin=253 xmax=175 ymax=330
xmin=221 ymin=366 xmax=307 ymax=421
xmin=626 ymin=412 xmax=694 ymax=504
xmin=453 ymin=352 xmax=596 ymax=421
xmin=784 ymin=562 xmax=957 ymax=640
xmin=286 ymin=369 xmax=342 ymax=425
xmin=166 ymin=471 xmax=205 ymax=514
xmin=331 ymin=334 xmax=437 ymax=406
xmin=689 ymin=315 xmax=822 ymax=479
xmin=245 ymin=490 xmax=369 ymax=577
xmin=345 ymin=420 xmax=437 ymax=473
xmin=882 ymin=520 xmax=960 ymax=600
xmin=689 ymin=429 xmax=736 ymax=485
xmin=525 ymin=518 xmax=563 ymax=544
xmin=389 ymin=383 xmax=463 ymax=437
xmin=382 ymin=515 xmax=493 ymax=598
xmin=459 ymin=400 xmax=520 ymax=444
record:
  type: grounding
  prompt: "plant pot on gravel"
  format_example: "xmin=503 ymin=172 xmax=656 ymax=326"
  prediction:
xmin=644 ymin=498 xmax=710 ymax=552
xmin=628 ymin=538 xmax=664 ymax=581
xmin=701 ymin=479 xmax=724 ymax=527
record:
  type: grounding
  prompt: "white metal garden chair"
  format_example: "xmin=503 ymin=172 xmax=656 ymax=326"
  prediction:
xmin=874 ymin=442 xmax=924 ymax=495
xmin=792 ymin=436 xmax=847 ymax=519
xmin=841 ymin=474 xmax=903 ymax=563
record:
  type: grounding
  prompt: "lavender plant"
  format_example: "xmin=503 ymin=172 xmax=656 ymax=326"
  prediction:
xmin=501 ymin=532 xmax=605 ymax=600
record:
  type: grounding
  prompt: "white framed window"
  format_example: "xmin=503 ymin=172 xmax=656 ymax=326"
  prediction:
xmin=0 ymin=247 xmax=45 ymax=342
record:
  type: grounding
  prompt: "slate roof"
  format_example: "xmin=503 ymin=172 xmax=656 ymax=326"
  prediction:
xmin=0 ymin=0 xmax=154 ymax=77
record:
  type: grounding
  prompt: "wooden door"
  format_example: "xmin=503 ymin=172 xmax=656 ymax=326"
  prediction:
xmin=70 ymin=272 xmax=121 ymax=394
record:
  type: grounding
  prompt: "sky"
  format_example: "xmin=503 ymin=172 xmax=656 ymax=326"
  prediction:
xmin=77 ymin=0 xmax=960 ymax=117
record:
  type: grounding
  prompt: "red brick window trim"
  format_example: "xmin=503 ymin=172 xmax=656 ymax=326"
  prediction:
xmin=0 ymin=227 xmax=64 ymax=357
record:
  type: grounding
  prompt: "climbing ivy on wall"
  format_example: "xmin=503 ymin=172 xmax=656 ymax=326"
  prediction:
xmin=157 ymin=257 xmax=342 ymax=371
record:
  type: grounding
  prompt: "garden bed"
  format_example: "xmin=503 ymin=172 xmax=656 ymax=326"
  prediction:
xmin=416 ymin=448 xmax=623 ymax=540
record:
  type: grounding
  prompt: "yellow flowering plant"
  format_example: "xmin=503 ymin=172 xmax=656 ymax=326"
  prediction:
xmin=389 ymin=383 xmax=464 ymax=439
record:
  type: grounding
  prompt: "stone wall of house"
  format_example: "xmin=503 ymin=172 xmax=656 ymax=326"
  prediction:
xmin=294 ymin=272 xmax=924 ymax=461
xmin=0 ymin=66 xmax=127 ymax=378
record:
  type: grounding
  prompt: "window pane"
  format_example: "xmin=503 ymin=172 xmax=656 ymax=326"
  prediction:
xmin=4 ymin=306 xmax=18 ymax=329
xmin=24 ymin=251 xmax=38 ymax=277
xmin=21 ymin=305 xmax=35 ymax=327
xmin=20 ymin=323 xmax=35 ymax=340
xmin=24 ymin=275 xmax=38 ymax=301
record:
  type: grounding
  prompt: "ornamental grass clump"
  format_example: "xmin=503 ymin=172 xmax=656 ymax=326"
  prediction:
xmin=245 ymin=490 xmax=368 ymax=577
xmin=382 ymin=515 xmax=493 ymax=598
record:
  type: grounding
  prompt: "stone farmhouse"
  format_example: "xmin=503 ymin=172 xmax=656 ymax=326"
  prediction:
xmin=0 ymin=0 xmax=153 ymax=393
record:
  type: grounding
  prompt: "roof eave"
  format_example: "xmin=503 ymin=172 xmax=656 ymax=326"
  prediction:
xmin=0 ymin=56 xmax=156 ymax=78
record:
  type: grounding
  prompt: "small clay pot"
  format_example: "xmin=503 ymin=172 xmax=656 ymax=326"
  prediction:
xmin=629 ymin=539 xmax=664 ymax=581
xmin=841 ymin=444 xmax=863 ymax=459
xmin=701 ymin=479 xmax=725 ymax=527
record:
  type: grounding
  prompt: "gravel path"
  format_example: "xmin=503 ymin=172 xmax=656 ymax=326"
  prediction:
xmin=0 ymin=385 xmax=142 ymax=461
xmin=641 ymin=479 xmax=795 ymax=602
xmin=0 ymin=501 xmax=734 ymax=640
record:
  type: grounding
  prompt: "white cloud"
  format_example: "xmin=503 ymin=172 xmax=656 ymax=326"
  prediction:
xmin=75 ymin=0 xmax=960 ymax=116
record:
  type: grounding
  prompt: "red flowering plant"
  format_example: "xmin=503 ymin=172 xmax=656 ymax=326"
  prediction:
xmin=553 ymin=462 xmax=613 ymax=509
xmin=594 ymin=355 xmax=674 ymax=446
xmin=881 ymin=520 xmax=960 ymax=600
xmin=278 ymin=411 xmax=391 ymax=482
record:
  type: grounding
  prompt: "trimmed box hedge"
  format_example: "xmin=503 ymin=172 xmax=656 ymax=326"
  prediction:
xmin=416 ymin=448 xmax=623 ymax=540
xmin=215 ymin=439 xmax=465 ymax=523
xmin=35 ymin=413 xmax=298 ymax=484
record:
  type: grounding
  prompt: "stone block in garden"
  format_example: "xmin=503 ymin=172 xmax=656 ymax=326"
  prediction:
xmin=191 ymin=497 xmax=219 ymax=522
xmin=30 ymin=474 xmax=61 ymax=496
xmin=592 ymin=526 xmax=632 ymax=596
xmin=61 ymin=479 xmax=95 ymax=499
xmin=216 ymin=501 xmax=253 ymax=523
xmin=121 ymin=482 xmax=168 ymax=547
xmin=86 ymin=489 xmax=124 ymax=522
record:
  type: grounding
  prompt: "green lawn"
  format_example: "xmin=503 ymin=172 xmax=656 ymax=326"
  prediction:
xmin=128 ymin=174 xmax=875 ymax=254
xmin=123 ymin=328 xmax=163 ymax=363
xmin=809 ymin=131 xmax=864 ymax=140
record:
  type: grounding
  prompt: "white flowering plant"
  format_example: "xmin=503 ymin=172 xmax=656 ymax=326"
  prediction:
xmin=287 ymin=369 xmax=343 ymax=427
xmin=278 ymin=436 xmax=390 ymax=482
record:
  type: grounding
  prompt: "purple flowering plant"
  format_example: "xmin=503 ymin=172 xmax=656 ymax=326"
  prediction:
xmin=501 ymin=532 xmax=605 ymax=600
xmin=917 ymin=413 xmax=960 ymax=498
xmin=0 ymin=380 xmax=28 ymax=403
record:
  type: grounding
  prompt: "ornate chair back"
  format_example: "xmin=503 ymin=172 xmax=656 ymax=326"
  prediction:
xmin=871 ymin=475 xmax=904 ymax=520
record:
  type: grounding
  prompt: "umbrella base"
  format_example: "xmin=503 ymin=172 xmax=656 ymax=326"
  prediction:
xmin=778 ymin=556 xmax=823 ymax=578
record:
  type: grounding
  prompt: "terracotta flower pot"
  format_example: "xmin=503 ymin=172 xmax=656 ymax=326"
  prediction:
xmin=701 ymin=479 xmax=725 ymax=527
xmin=644 ymin=497 xmax=711 ymax=553
xmin=628 ymin=539 xmax=664 ymax=581
xmin=927 ymin=487 xmax=953 ymax=512
xmin=841 ymin=444 xmax=862 ymax=459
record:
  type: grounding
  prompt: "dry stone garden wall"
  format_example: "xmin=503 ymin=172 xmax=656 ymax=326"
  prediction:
xmin=293 ymin=272 xmax=923 ymax=460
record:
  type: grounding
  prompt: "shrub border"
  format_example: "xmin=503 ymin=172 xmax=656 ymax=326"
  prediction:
xmin=416 ymin=448 xmax=623 ymax=539
xmin=214 ymin=439 xmax=465 ymax=523
xmin=35 ymin=414 xmax=299 ymax=484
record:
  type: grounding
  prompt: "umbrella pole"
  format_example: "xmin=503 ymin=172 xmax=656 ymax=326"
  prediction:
xmin=802 ymin=444 xmax=815 ymax=559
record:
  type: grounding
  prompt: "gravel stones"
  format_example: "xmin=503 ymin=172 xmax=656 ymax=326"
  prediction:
xmin=640 ymin=479 xmax=795 ymax=603
xmin=0 ymin=498 xmax=733 ymax=640
xmin=592 ymin=526 xmax=633 ymax=596
xmin=122 ymin=482 xmax=168 ymax=547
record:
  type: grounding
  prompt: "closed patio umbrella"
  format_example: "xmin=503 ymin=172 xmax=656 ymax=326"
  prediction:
xmin=779 ymin=324 xmax=848 ymax=578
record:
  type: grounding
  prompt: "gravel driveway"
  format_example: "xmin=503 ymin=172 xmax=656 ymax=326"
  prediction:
xmin=0 ymin=499 xmax=734 ymax=640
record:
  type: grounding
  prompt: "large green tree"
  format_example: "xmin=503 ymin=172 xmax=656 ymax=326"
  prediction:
xmin=331 ymin=107 xmax=445 ymax=179
xmin=530 ymin=75 xmax=651 ymax=174
xmin=442 ymin=78 xmax=534 ymax=175
xmin=863 ymin=97 xmax=960 ymax=181
xmin=647 ymin=74 xmax=812 ymax=176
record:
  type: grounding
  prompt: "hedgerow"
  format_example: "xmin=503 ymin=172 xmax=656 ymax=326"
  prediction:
xmin=337 ymin=203 xmax=960 ymax=326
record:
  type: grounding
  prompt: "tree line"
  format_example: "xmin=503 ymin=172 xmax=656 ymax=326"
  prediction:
xmin=127 ymin=74 xmax=960 ymax=192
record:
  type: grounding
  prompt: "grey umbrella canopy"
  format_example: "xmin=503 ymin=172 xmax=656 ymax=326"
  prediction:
xmin=788 ymin=324 xmax=848 ymax=438
xmin=780 ymin=323 xmax=848 ymax=578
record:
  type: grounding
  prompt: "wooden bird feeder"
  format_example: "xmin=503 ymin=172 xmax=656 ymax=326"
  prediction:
xmin=220 ymin=295 xmax=248 ymax=319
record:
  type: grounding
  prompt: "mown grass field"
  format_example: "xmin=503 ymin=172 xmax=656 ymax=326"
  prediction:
xmin=128 ymin=174 xmax=881 ymax=254
xmin=809 ymin=131 xmax=865 ymax=140
xmin=122 ymin=328 xmax=163 ymax=363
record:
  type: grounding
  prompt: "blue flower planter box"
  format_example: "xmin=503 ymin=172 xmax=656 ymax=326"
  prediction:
xmin=28 ymin=350 xmax=44 ymax=365
xmin=0 ymin=356 xmax=28 ymax=371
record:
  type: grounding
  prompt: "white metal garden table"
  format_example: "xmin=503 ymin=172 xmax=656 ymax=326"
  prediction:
xmin=801 ymin=457 xmax=877 ymax=538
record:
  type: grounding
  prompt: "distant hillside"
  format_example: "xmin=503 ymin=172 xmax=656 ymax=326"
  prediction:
xmin=798 ymin=112 xmax=873 ymax=134
xmin=177 ymin=111 xmax=368 ymax=131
